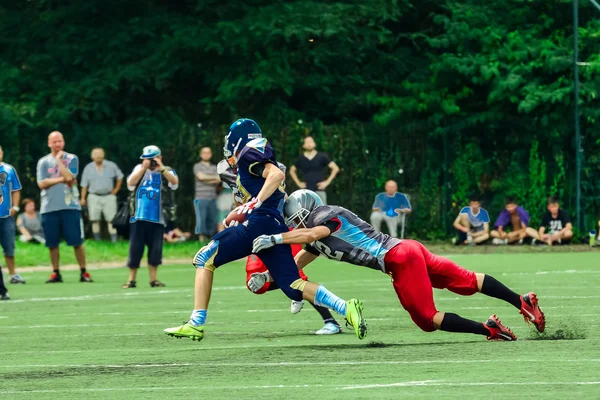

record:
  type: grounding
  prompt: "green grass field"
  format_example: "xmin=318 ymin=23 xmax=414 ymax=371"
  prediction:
xmin=1 ymin=252 xmax=599 ymax=399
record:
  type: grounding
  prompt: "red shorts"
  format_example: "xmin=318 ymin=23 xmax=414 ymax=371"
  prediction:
xmin=246 ymin=241 xmax=306 ymax=294
xmin=384 ymin=239 xmax=478 ymax=332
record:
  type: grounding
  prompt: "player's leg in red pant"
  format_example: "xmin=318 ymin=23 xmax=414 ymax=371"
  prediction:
xmin=245 ymin=245 xmax=339 ymax=331
xmin=411 ymin=239 xmax=545 ymax=332
xmin=384 ymin=240 xmax=514 ymax=339
xmin=246 ymin=235 xmax=307 ymax=294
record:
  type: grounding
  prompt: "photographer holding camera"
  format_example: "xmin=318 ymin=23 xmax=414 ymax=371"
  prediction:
xmin=123 ymin=145 xmax=178 ymax=289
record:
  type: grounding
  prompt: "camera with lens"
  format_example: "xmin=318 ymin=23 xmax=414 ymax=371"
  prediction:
xmin=150 ymin=159 xmax=158 ymax=168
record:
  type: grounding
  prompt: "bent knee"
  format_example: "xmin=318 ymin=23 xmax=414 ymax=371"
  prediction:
xmin=193 ymin=240 xmax=219 ymax=271
xmin=410 ymin=313 xmax=436 ymax=332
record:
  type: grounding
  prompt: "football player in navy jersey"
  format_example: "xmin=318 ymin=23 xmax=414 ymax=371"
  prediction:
xmin=252 ymin=190 xmax=546 ymax=341
xmin=164 ymin=119 xmax=366 ymax=341
xmin=217 ymin=159 xmax=342 ymax=335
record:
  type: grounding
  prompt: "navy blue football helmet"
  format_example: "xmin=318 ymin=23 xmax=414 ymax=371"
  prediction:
xmin=223 ymin=118 xmax=262 ymax=168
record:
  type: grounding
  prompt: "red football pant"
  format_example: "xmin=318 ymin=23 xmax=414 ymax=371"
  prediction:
xmin=385 ymin=239 xmax=478 ymax=332
xmin=246 ymin=242 xmax=306 ymax=294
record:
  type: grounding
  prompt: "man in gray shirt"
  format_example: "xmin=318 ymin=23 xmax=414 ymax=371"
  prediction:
xmin=37 ymin=131 xmax=92 ymax=283
xmin=193 ymin=147 xmax=220 ymax=242
xmin=80 ymin=147 xmax=124 ymax=243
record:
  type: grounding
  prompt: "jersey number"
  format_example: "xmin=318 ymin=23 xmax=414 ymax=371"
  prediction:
xmin=313 ymin=241 xmax=343 ymax=261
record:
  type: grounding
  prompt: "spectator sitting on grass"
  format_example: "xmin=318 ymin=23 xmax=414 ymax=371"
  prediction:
xmin=16 ymin=198 xmax=45 ymax=245
xmin=490 ymin=197 xmax=530 ymax=245
xmin=164 ymin=221 xmax=191 ymax=243
xmin=452 ymin=195 xmax=490 ymax=245
xmin=526 ymin=196 xmax=573 ymax=246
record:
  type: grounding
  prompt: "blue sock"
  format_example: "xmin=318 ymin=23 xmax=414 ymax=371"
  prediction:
xmin=189 ymin=309 xmax=207 ymax=326
xmin=314 ymin=285 xmax=347 ymax=316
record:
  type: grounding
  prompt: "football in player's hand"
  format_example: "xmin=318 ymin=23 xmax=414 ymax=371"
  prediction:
xmin=224 ymin=207 xmax=246 ymax=227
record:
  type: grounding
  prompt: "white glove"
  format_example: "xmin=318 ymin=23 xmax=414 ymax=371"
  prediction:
xmin=247 ymin=272 xmax=270 ymax=293
xmin=252 ymin=234 xmax=282 ymax=253
xmin=222 ymin=218 xmax=240 ymax=229
xmin=238 ymin=197 xmax=262 ymax=215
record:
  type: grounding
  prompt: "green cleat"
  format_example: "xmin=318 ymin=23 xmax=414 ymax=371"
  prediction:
xmin=345 ymin=298 xmax=367 ymax=340
xmin=164 ymin=322 xmax=205 ymax=341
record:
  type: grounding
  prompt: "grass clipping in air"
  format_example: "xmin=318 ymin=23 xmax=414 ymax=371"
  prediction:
xmin=528 ymin=320 xmax=587 ymax=340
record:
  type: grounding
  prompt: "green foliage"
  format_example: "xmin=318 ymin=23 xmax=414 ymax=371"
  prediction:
xmin=0 ymin=0 xmax=599 ymax=236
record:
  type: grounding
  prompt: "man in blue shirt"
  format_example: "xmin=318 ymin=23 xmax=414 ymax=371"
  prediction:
xmin=453 ymin=196 xmax=490 ymax=245
xmin=123 ymin=145 xmax=178 ymax=289
xmin=0 ymin=146 xmax=24 ymax=297
xmin=370 ymin=180 xmax=411 ymax=238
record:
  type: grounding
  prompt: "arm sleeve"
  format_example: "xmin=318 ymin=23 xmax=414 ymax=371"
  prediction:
xmin=10 ymin=168 xmax=22 ymax=191
xmin=304 ymin=244 xmax=320 ymax=256
xmin=80 ymin=165 xmax=89 ymax=188
xmin=166 ymin=168 xmax=178 ymax=190
xmin=481 ymin=209 xmax=490 ymax=223
xmin=127 ymin=165 xmax=142 ymax=191
xmin=322 ymin=153 xmax=332 ymax=166
xmin=69 ymin=155 xmax=79 ymax=177
xmin=540 ymin=213 xmax=550 ymax=227
xmin=372 ymin=193 xmax=384 ymax=209
xmin=115 ymin=163 xmax=124 ymax=180
xmin=36 ymin=158 xmax=46 ymax=183
xmin=397 ymin=193 xmax=411 ymax=210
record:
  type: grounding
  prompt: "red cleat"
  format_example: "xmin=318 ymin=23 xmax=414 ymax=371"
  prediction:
xmin=80 ymin=272 xmax=93 ymax=283
xmin=520 ymin=292 xmax=545 ymax=332
xmin=484 ymin=315 xmax=517 ymax=341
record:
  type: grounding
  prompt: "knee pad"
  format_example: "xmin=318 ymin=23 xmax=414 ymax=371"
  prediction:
xmin=280 ymin=283 xmax=303 ymax=302
xmin=193 ymin=240 xmax=219 ymax=272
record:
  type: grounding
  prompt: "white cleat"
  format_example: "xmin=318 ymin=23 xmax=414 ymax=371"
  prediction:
xmin=315 ymin=322 xmax=342 ymax=335
xmin=290 ymin=300 xmax=304 ymax=314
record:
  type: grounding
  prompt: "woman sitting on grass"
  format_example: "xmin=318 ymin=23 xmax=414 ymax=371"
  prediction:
xmin=16 ymin=198 xmax=45 ymax=245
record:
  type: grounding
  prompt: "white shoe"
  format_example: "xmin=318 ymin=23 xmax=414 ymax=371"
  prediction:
xmin=315 ymin=322 xmax=342 ymax=335
xmin=290 ymin=300 xmax=304 ymax=314
xmin=10 ymin=274 xmax=26 ymax=284
xmin=492 ymin=238 xmax=507 ymax=245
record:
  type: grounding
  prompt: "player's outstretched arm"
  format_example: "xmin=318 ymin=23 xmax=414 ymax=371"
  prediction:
xmin=252 ymin=226 xmax=331 ymax=253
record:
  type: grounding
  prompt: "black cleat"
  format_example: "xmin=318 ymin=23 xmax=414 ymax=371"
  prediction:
xmin=46 ymin=273 xmax=63 ymax=283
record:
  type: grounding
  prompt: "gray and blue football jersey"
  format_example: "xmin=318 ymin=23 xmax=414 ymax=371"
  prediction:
xmin=305 ymin=205 xmax=401 ymax=273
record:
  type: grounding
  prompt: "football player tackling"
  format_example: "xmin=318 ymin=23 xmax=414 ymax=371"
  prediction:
xmin=164 ymin=120 xmax=365 ymax=341
xmin=252 ymin=190 xmax=546 ymax=341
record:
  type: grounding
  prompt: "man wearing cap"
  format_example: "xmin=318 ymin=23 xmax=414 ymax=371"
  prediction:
xmin=123 ymin=145 xmax=178 ymax=288
xmin=37 ymin=131 xmax=92 ymax=283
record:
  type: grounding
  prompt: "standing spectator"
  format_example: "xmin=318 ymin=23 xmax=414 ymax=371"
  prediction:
xmin=289 ymin=136 xmax=339 ymax=204
xmin=369 ymin=180 xmax=411 ymax=238
xmin=123 ymin=145 xmax=178 ymax=289
xmin=193 ymin=147 xmax=220 ymax=241
xmin=80 ymin=147 xmax=124 ymax=243
xmin=526 ymin=196 xmax=573 ymax=246
xmin=37 ymin=131 xmax=92 ymax=283
xmin=215 ymin=159 xmax=235 ymax=232
xmin=0 ymin=145 xmax=25 ymax=288
xmin=490 ymin=197 xmax=530 ymax=245
xmin=452 ymin=195 xmax=490 ymax=245
xmin=17 ymin=198 xmax=45 ymax=244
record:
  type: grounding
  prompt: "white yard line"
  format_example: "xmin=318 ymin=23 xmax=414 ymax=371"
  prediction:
xmin=2 ymin=380 xmax=600 ymax=394
xmin=2 ymin=359 xmax=600 ymax=369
